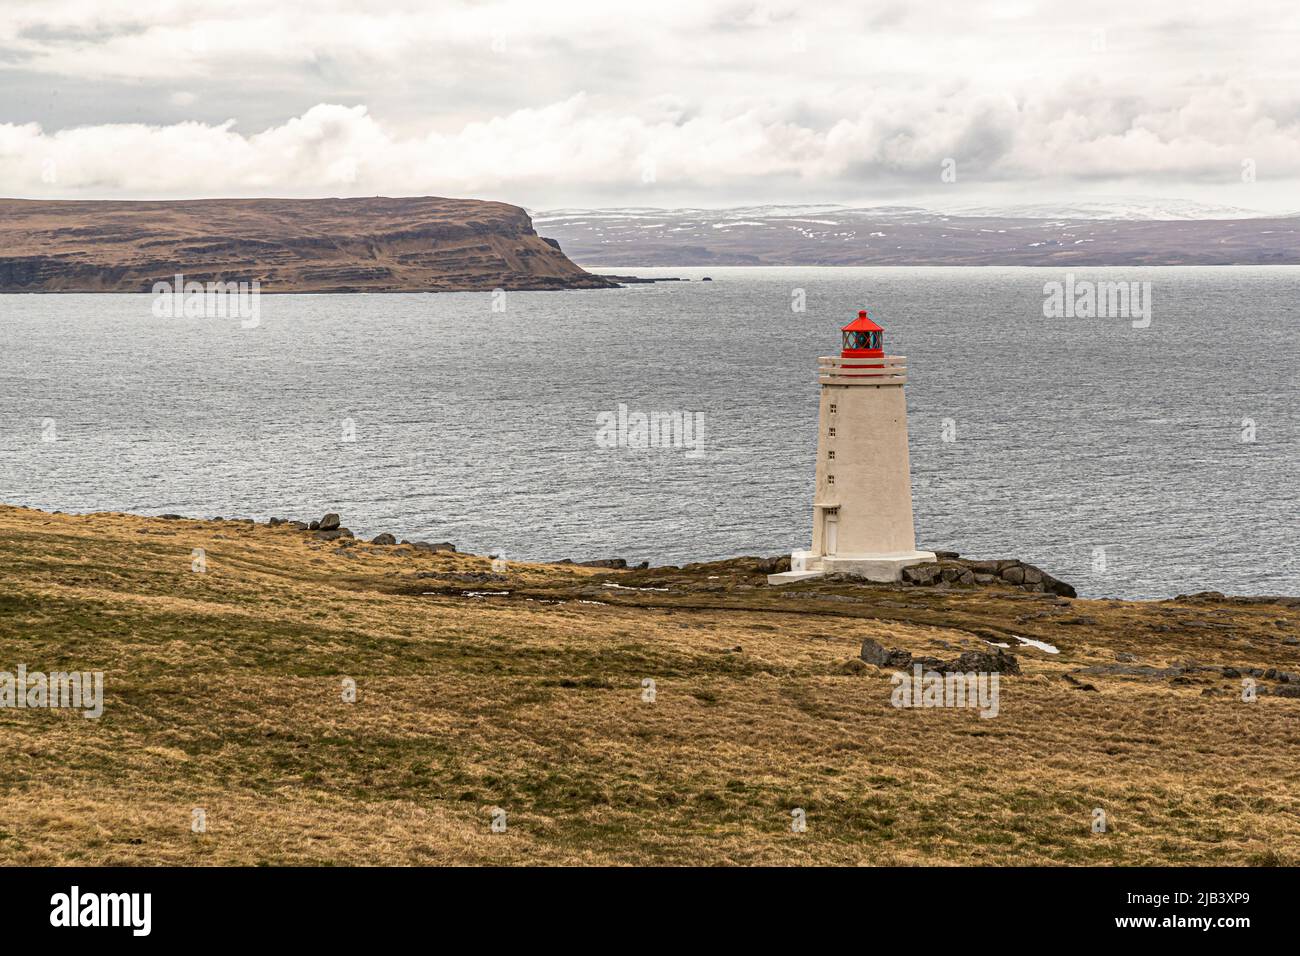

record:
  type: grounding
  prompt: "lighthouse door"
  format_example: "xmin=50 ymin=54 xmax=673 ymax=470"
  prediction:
xmin=823 ymin=510 xmax=839 ymax=556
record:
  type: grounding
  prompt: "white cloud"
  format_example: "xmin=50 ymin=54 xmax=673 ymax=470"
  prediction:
xmin=1 ymin=0 xmax=1298 ymax=208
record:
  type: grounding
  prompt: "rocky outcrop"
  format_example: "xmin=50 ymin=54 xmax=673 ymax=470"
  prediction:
xmin=406 ymin=541 xmax=456 ymax=553
xmin=222 ymin=510 xmax=460 ymax=551
xmin=0 ymin=197 xmax=618 ymax=293
xmin=858 ymin=639 xmax=914 ymax=669
xmin=903 ymin=556 xmax=1076 ymax=598
xmin=859 ymin=638 xmax=1021 ymax=675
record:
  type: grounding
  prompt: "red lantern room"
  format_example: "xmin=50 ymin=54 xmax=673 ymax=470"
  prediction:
xmin=841 ymin=309 xmax=884 ymax=360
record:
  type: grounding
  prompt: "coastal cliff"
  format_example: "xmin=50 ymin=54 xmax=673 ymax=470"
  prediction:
xmin=0 ymin=196 xmax=617 ymax=293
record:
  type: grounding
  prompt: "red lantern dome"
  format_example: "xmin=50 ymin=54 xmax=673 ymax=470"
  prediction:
xmin=841 ymin=309 xmax=884 ymax=359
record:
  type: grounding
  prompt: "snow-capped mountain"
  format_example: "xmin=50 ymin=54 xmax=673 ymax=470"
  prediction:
xmin=535 ymin=202 xmax=1300 ymax=267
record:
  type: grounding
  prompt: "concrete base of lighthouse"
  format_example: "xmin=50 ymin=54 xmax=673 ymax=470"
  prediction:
xmin=821 ymin=550 xmax=937 ymax=582
xmin=767 ymin=550 xmax=936 ymax=585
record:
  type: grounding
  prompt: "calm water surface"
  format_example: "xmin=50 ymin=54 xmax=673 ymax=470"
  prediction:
xmin=1 ymin=266 xmax=1295 ymax=599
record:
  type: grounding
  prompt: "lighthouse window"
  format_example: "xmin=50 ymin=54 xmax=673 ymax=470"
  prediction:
xmin=828 ymin=450 xmax=835 ymax=459
xmin=828 ymin=427 xmax=836 ymax=437
xmin=829 ymin=403 xmax=837 ymax=414
xmin=827 ymin=475 xmax=835 ymax=485
xmin=843 ymin=330 xmax=881 ymax=350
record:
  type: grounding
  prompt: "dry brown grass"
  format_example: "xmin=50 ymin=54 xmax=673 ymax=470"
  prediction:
xmin=0 ymin=504 xmax=1297 ymax=865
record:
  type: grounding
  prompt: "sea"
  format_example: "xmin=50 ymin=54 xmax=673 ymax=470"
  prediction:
xmin=1 ymin=266 xmax=1295 ymax=600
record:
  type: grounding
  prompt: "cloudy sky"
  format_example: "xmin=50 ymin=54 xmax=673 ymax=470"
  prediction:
xmin=2 ymin=0 xmax=1299 ymax=212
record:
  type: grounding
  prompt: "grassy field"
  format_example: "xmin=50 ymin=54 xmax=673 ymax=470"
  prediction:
xmin=0 ymin=504 xmax=1296 ymax=865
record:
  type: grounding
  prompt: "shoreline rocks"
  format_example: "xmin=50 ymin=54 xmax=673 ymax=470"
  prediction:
xmin=903 ymin=556 xmax=1076 ymax=598
xmin=405 ymin=540 xmax=456 ymax=553
xmin=135 ymin=512 xmax=1075 ymax=598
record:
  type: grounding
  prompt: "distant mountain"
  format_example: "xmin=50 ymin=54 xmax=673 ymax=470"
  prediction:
xmin=533 ymin=203 xmax=1300 ymax=267
xmin=937 ymin=199 xmax=1280 ymax=221
xmin=0 ymin=196 xmax=616 ymax=293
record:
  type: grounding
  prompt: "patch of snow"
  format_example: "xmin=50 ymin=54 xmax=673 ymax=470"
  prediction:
xmin=1014 ymin=636 xmax=1060 ymax=654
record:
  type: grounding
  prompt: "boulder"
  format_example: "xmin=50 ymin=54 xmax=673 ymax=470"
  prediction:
xmin=411 ymin=541 xmax=456 ymax=553
xmin=1001 ymin=565 xmax=1025 ymax=584
xmin=1041 ymin=573 xmax=1077 ymax=598
xmin=1022 ymin=566 xmax=1044 ymax=584
xmin=859 ymin=638 xmax=889 ymax=666
xmin=859 ymin=639 xmax=913 ymax=669
xmin=902 ymin=563 xmax=941 ymax=585
xmin=268 ymin=517 xmax=285 ymax=526
xmin=319 ymin=513 xmax=341 ymax=531
xmin=371 ymin=533 xmax=397 ymax=546
xmin=308 ymin=520 xmax=320 ymax=531
xmin=578 ymin=558 xmax=628 ymax=569
xmin=948 ymin=648 xmax=1021 ymax=675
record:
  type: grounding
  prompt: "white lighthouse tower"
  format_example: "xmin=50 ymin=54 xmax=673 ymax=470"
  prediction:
xmin=768 ymin=309 xmax=936 ymax=584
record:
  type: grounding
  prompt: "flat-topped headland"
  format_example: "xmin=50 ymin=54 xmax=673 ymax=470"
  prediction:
xmin=0 ymin=196 xmax=618 ymax=293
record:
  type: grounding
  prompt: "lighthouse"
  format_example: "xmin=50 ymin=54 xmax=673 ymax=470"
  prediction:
xmin=768 ymin=310 xmax=936 ymax=584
